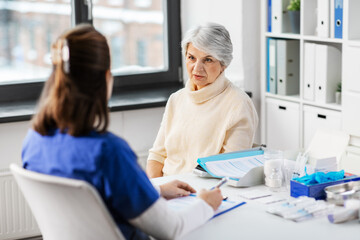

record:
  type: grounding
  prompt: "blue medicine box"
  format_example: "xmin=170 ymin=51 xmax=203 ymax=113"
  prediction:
xmin=290 ymin=174 xmax=360 ymax=200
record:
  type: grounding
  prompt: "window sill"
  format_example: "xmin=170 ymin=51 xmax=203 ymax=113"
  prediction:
xmin=0 ymin=83 xmax=182 ymax=124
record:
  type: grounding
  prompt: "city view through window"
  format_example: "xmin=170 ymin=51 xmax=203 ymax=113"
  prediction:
xmin=0 ymin=0 xmax=167 ymax=84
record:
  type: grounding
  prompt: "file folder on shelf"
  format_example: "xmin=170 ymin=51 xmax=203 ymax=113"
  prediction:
xmin=334 ymin=0 xmax=343 ymax=39
xmin=304 ymin=43 xmax=316 ymax=101
xmin=196 ymin=149 xmax=265 ymax=187
xmin=268 ymin=0 xmax=272 ymax=32
xmin=330 ymin=0 xmax=335 ymax=38
xmin=267 ymin=38 xmax=270 ymax=92
xmin=314 ymin=44 xmax=341 ymax=104
xmin=269 ymin=38 xmax=277 ymax=94
xmin=276 ymin=39 xmax=300 ymax=96
xmin=271 ymin=0 xmax=290 ymax=34
xmin=317 ymin=0 xmax=330 ymax=38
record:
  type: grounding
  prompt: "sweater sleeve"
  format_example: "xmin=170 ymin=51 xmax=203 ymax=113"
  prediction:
xmin=129 ymin=197 xmax=213 ymax=240
xmin=147 ymin=95 xmax=174 ymax=164
xmin=222 ymin=94 xmax=259 ymax=152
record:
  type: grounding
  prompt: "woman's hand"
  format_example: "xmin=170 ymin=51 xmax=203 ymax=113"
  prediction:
xmin=159 ymin=180 xmax=196 ymax=200
xmin=197 ymin=188 xmax=223 ymax=211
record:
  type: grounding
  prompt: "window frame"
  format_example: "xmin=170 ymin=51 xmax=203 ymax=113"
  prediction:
xmin=0 ymin=0 xmax=182 ymax=104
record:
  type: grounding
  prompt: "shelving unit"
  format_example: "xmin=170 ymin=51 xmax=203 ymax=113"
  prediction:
xmin=265 ymin=32 xmax=301 ymax=39
xmin=260 ymin=0 xmax=360 ymax=151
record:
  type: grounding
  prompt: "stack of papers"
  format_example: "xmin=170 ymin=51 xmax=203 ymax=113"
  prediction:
xmin=167 ymin=194 xmax=246 ymax=218
xmin=314 ymin=157 xmax=338 ymax=172
xmin=196 ymin=149 xmax=266 ymax=187
xmin=232 ymin=189 xmax=286 ymax=205
xmin=236 ymin=189 xmax=272 ymax=200
xmin=204 ymin=154 xmax=265 ymax=179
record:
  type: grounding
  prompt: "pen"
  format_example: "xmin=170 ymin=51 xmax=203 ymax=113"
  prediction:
xmin=210 ymin=177 xmax=229 ymax=190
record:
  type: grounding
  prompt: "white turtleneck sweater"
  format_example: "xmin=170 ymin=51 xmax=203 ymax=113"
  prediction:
xmin=148 ymin=73 xmax=259 ymax=176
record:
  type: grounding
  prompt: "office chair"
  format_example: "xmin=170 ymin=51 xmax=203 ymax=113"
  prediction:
xmin=10 ymin=164 xmax=125 ymax=240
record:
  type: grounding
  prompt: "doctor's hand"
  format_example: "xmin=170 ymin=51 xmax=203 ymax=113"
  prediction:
xmin=159 ymin=180 xmax=196 ymax=200
xmin=198 ymin=188 xmax=223 ymax=211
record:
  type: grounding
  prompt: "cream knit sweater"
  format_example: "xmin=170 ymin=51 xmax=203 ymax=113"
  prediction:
xmin=148 ymin=73 xmax=258 ymax=176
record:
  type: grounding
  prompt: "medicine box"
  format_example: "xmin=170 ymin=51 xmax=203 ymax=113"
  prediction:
xmin=290 ymin=174 xmax=360 ymax=200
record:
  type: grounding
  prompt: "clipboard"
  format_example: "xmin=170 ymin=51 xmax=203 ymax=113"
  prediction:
xmin=195 ymin=148 xmax=265 ymax=187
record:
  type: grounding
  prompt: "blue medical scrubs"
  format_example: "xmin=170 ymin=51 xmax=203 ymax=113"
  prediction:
xmin=22 ymin=129 xmax=159 ymax=240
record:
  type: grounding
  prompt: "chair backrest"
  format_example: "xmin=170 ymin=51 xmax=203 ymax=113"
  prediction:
xmin=10 ymin=164 xmax=125 ymax=240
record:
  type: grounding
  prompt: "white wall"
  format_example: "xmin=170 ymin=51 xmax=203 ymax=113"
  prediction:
xmin=108 ymin=108 xmax=164 ymax=168
xmin=0 ymin=108 xmax=164 ymax=170
xmin=181 ymin=0 xmax=244 ymax=87
xmin=0 ymin=121 xmax=31 ymax=169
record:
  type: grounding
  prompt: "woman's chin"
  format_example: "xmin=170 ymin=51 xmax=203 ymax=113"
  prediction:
xmin=192 ymin=78 xmax=206 ymax=85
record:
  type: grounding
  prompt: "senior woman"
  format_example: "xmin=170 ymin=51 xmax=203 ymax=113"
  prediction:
xmin=146 ymin=23 xmax=258 ymax=178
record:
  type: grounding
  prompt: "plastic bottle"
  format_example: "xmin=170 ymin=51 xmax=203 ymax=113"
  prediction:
xmin=268 ymin=168 xmax=282 ymax=192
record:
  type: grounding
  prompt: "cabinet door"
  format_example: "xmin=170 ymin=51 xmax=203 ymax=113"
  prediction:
xmin=303 ymin=105 xmax=342 ymax=148
xmin=343 ymin=45 xmax=360 ymax=137
xmin=266 ymin=98 xmax=300 ymax=151
xmin=343 ymin=92 xmax=360 ymax=137
xmin=343 ymin=45 xmax=360 ymax=93
xmin=341 ymin=148 xmax=360 ymax=175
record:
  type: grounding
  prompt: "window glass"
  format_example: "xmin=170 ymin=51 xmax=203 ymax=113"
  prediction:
xmin=93 ymin=0 xmax=167 ymax=76
xmin=134 ymin=0 xmax=152 ymax=8
xmin=0 ymin=0 xmax=71 ymax=84
xmin=0 ymin=0 xmax=180 ymax=105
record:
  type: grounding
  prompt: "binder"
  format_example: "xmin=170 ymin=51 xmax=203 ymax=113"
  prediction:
xmin=269 ymin=38 xmax=277 ymax=94
xmin=303 ymin=43 xmax=316 ymax=101
xmin=276 ymin=40 xmax=300 ymax=96
xmin=330 ymin=0 xmax=335 ymax=38
xmin=268 ymin=0 xmax=272 ymax=32
xmin=334 ymin=0 xmax=343 ymax=39
xmin=317 ymin=0 xmax=330 ymax=38
xmin=266 ymin=38 xmax=270 ymax=92
xmin=314 ymin=44 xmax=341 ymax=103
xmin=271 ymin=0 xmax=290 ymax=34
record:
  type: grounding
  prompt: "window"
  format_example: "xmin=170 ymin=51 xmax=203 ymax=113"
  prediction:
xmin=92 ymin=0 xmax=181 ymax=89
xmin=0 ymin=0 xmax=181 ymax=106
xmin=0 ymin=0 xmax=71 ymax=84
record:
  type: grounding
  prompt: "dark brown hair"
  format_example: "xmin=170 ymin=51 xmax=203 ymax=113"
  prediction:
xmin=32 ymin=24 xmax=111 ymax=136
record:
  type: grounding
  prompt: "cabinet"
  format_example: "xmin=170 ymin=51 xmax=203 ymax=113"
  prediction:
xmin=343 ymin=44 xmax=360 ymax=137
xmin=261 ymin=0 xmax=360 ymax=151
xmin=266 ymin=98 xmax=300 ymax=150
xmin=303 ymin=105 xmax=342 ymax=148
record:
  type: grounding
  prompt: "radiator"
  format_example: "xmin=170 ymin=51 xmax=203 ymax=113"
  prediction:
xmin=0 ymin=169 xmax=41 ymax=240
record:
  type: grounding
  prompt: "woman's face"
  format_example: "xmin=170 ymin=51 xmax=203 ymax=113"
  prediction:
xmin=185 ymin=43 xmax=225 ymax=90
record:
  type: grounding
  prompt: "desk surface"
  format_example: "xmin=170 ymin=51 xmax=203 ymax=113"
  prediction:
xmin=152 ymin=174 xmax=360 ymax=240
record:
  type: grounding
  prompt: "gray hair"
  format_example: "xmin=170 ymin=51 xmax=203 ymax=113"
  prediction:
xmin=181 ymin=22 xmax=233 ymax=67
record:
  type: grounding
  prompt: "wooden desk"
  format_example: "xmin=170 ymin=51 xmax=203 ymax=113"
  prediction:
xmin=152 ymin=173 xmax=360 ymax=240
